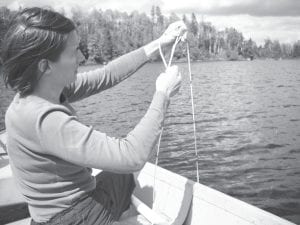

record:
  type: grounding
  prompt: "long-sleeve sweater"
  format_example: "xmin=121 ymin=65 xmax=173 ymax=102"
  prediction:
xmin=5 ymin=47 xmax=170 ymax=223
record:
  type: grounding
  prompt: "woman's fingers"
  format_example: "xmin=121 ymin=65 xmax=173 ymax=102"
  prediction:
xmin=156 ymin=66 xmax=182 ymax=98
xmin=159 ymin=21 xmax=187 ymax=45
xmin=169 ymin=73 xmax=182 ymax=97
xmin=171 ymin=21 xmax=187 ymax=36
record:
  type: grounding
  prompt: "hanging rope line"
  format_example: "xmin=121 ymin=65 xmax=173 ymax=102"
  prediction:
xmin=152 ymin=37 xmax=180 ymax=208
xmin=152 ymin=126 xmax=163 ymax=204
xmin=168 ymin=36 xmax=181 ymax=67
xmin=158 ymin=42 xmax=167 ymax=69
xmin=186 ymin=41 xmax=200 ymax=183
xmin=152 ymin=33 xmax=200 ymax=217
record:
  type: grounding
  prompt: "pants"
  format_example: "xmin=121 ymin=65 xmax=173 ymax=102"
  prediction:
xmin=31 ymin=172 xmax=135 ymax=225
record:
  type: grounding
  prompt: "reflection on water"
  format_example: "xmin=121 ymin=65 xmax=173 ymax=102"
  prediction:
xmin=1 ymin=59 xmax=300 ymax=223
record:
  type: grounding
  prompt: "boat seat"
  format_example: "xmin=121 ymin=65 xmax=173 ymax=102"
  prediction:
xmin=133 ymin=163 xmax=193 ymax=225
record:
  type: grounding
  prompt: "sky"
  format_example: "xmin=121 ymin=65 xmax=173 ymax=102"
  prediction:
xmin=1 ymin=0 xmax=300 ymax=45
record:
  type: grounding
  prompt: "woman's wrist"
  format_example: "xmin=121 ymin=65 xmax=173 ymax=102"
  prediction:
xmin=155 ymin=90 xmax=170 ymax=101
xmin=143 ymin=38 xmax=166 ymax=59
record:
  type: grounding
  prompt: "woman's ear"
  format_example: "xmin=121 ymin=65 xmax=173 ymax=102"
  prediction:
xmin=38 ymin=59 xmax=50 ymax=75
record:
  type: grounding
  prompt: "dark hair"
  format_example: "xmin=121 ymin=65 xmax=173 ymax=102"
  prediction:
xmin=1 ymin=7 xmax=76 ymax=96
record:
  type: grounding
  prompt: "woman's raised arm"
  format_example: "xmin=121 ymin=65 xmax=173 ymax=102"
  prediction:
xmin=62 ymin=21 xmax=187 ymax=103
xmin=62 ymin=47 xmax=149 ymax=103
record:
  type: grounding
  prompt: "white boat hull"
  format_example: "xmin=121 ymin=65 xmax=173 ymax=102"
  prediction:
xmin=134 ymin=163 xmax=295 ymax=225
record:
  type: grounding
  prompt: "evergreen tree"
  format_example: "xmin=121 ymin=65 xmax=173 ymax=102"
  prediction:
xmin=156 ymin=6 xmax=164 ymax=26
xmin=272 ymin=40 xmax=282 ymax=59
xmin=293 ymin=41 xmax=300 ymax=57
xmin=169 ymin=12 xmax=180 ymax=23
xmin=101 ymin=27 xmax=113 ymax=61
xmin=0 ymin=7 xmax=14 ymax=63
xmin=151 ymin=6 xmax=155 ymax=40
xmin=190 ymin=13 xmax=198 ymax=36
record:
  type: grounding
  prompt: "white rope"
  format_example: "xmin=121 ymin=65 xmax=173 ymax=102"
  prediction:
xmin=152 ymin=126 xmax=163 ymax=206
xmin=152 ymin=35 xmax=200 ymax=222
xmin=152 ymin=38 xmax=180 ymax=211
xmin=168 ymin=36 xmax=181 ymax=67
xmin=156 ymin=36 xmax=200 ymax=182
xmin=158 ymin=42 xmax=167 ymax=68
xmin=186 ymin=42 xmax=200 ymax=183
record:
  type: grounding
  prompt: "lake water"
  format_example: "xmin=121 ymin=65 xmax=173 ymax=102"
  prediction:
xmin=1 ymin=59 xmax=300 ymax=224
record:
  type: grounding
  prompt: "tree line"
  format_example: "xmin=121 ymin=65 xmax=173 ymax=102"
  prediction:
xmin=1 ymin=6 xmax=300 ymax=65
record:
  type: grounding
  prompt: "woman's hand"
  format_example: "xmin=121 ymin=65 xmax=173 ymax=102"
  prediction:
xmin=158 ymin=21 xmax=187 ymax=47
xmin=156 ymin=66 xmax=182 ymax=98
xmin=143 ymin=21 xmax=187 ymax=58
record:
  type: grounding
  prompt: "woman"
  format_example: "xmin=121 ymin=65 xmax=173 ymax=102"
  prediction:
xmin=2 ymin=7 xmax=185 ymax=225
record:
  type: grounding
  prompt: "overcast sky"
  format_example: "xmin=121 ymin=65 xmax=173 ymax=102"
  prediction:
xmin=1 ymin=0 xmax=300 ymax=45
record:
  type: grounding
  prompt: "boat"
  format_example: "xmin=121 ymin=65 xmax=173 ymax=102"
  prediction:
xmin=0 ymin=130 xmax=296 ymax=225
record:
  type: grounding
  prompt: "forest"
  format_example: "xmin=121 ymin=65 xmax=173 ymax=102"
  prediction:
xmin=1 ymin=5 xmax=300 ymax=65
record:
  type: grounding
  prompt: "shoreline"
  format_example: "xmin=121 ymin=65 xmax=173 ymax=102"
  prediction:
xmin=80 ymin=56 xmax=299 ymax=68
